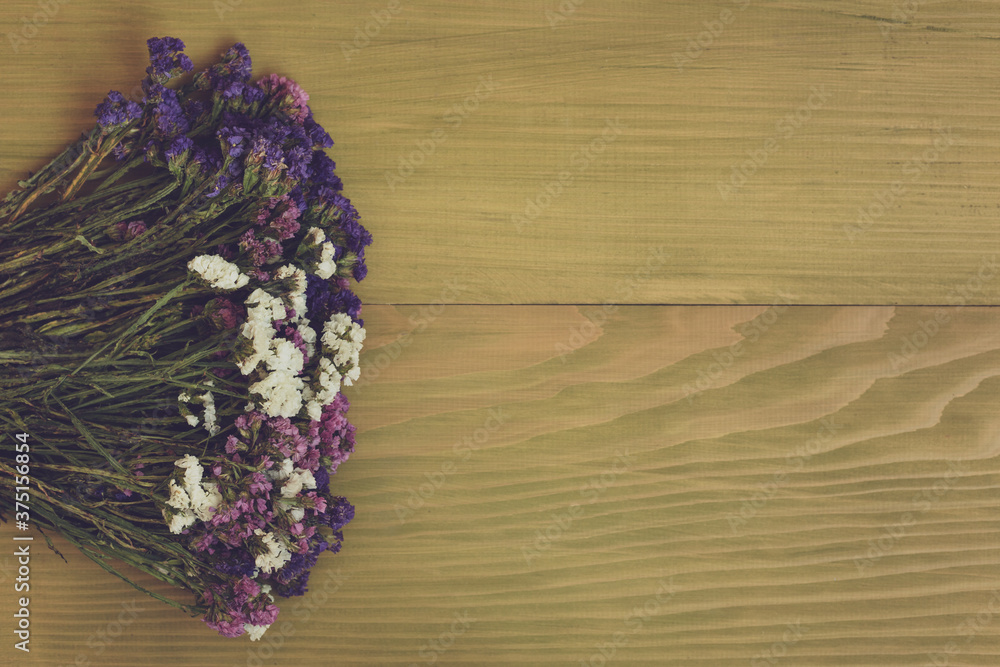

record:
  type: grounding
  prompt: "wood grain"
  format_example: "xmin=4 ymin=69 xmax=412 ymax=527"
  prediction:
xmin=2 ymin=1 xmax=1000 ymax=665
xmin=1 ymin=1 xmax=1000 ymax=304
xmin=3 ymin=305 xmax=1000 ymax=665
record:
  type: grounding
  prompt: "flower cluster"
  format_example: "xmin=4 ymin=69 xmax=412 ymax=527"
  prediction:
xmin=188 ymin=255 xmax=250 ymax=291
xmin=178 ymin=383 xmax=219 ymax=436
xmin=162 ymin=455 xmax=223 ymax=534
xmin=94 ymin=91 xmax=143 ymax=130
xmin=177 ymin=396 xmax=358 ymax=633
xmin=11 ymin=36 xmax=372 ymax=642
xmin=143 ymin=37 xmax=369 ymax=640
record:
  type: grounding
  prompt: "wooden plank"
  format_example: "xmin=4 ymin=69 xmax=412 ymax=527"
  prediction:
xmin=2 ymin=2 xmax=1000 ymax=303
xmin=3 ymin=305 xmax=1000 ymax=664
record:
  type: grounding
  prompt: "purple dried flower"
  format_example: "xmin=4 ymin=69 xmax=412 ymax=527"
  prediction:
xmin=203 ymin=297 xmax=244 ymax=331
xmin=285 ymin=146 xmax=312 ymax=182
xmin=125 ymin=220 xmax=147 ymax=239
xmin=199 ymin=42 xmax=253 ymax=92
xmin=143 ymin=83 xmax=190 ymax=137
xmin=184 ymin=98 xmax=206 ymax=124
xmin=305 ymin=274 xmax=363 ymax=325
xmin=145 ymin=36 xmax=193 ymax=82
xmin=352 ymin=261 xmax=368 ymax=282
xmin=94 ymin=91 xmax=142 ymax=131
xmin=247 ymin=134 xmax=286 ymax=175
xmin=217 ymin=123 xmax=250 ymax=158
xmin=243 ymin=85 xmax=266 ymax=105
xmin=255 ymin=196 xmax=301 ymax=240
xmin=111 ymin=220 xmax=147 ymax=241
xmin=165 ymin=135 xmax=194 ymax=163
xmin=313 ymin=466 xmax=330 ymax=494
xmin=265 ymin=540 xmax=331 ymax=598
xmin=192 ymin=143 xmax=223 ymax=175
xmin=221 ymin=80 xmax=247 ymax=101
xmin=307 ymin=151 xmax=342 ymax=195
xmin=247 ymin=604 xmax=279 ymax=627
xmin=238 ymin=230 xmax=282 ymax=267
xmin=248 ymin=472 xmax=272 ymax=496
xmin=304 ymin=115 xmax=334 ymax=149
xmin=322 ymin=496 xmax=355 ymax=532
xmin=205 ymin=617 xmax=245 ymax=638
xmin=259 ymin=74 xmax=311 ymax=123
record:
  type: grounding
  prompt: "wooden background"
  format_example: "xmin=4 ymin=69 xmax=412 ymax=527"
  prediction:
xmin=2 ymin=1 xmax=1000 ymax=665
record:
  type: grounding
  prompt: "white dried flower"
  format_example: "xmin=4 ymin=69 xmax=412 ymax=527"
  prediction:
xmin=188 ymin=255 xmax=249 ymax=290
xmin=268 ymin=458 xmax=294 ymax=481
xmin=246 ymin=288 xmax=286 ymax=324
xmin=253 ymin=529 xmax=292 ymax=574
xmin=299 ymin=321 xmax=317 ymax=359
xmin=174 ymin=455 xmax=203 ymax=487
xmin=265 ymin=338 xmax=305 ymax=375
xmin=167 ymin=510 xmax=197 ymax=534
xmin=274 ymin=264 xmax=308 ymax=323
xmin=316 ymin=243 xmax=337 ymax=279
xmin=280 ymin=475 xmax=304 ymax=498
xmin=166 ymin=479 xmax=191 ymax=511
xmin=201 ymin=390 xmax=219 ymax=436
xmin=250 ymin=370 xmax=304 ymax=418
xmin=242 ymin=584 xmax=275 ymax=639
xmin=275 ymin=264 xmax=307 ymax=294
xmin=281 ymin=468 xmax=316 ymax=499
xmin=189 ymin=481 xmax=222 ymax=522
xmin=237 ymin=289 xmax=287 ymax=375
xmin=162 ymin=457 xmax=222 ymax=532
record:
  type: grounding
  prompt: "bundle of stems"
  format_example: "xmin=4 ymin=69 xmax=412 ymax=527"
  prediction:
xmin=0 ymin=37 xmax=371 ymax=637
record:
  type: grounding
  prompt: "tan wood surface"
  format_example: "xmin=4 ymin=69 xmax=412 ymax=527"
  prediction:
xmin=1 ymin=1 xmax=999 ymax=304
xmin=3 ymin=1 xmax=1000 ymax=666
xmin=3 ymin=305 xmax=1000 ymax=665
